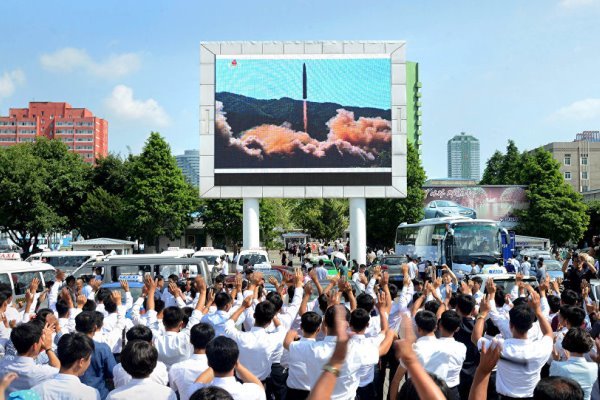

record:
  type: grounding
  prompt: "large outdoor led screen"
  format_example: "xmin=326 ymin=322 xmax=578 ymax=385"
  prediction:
xmin=214 ymin=55 xmax=392 ymax=186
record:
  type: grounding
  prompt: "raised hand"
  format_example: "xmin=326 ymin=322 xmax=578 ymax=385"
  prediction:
xmin=194 ymin=275 xmax=207 ymax=293
xmin=120 ymin=280 xmax=130 ymax=293
xmin=29 ymin=277 xmax=40 ymax=294
xmin=242 ymin=295 xmax=253 ymax=309
xmin=478 ymin=341 xmax=501 ymax=374
xmin=111 ymin=290 xmax=122 ymax=305
xmin=486 ymin=278 xmax=496 ymax=295
xmin=76 ymin=294 xmax=87 ymax=308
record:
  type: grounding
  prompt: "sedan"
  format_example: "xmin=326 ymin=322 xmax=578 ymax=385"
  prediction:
xmin=423 ymin=200 xmax=477 ymax=219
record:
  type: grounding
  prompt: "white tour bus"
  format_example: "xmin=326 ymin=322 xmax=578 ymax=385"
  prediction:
xmin=395 ymin=217 xmax=509 ymax=278
xmin=26 ymin=250 xmax=104 ymax=276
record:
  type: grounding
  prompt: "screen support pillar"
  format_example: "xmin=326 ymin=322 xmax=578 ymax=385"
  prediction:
xmin=349 ymin=198 xmax=367 ymax=266
xmin=243 ymin=198 xmax=260 ymax=249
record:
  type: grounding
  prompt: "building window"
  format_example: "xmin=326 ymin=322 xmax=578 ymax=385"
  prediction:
xmin=582 ymin=171 xmax=589 ymax=180
xmin=564 ymin=154 xmax=571 ymax=166
xmin=583 ymin=186 xmax=589 ymax=192
xmin=582 ymin=156 xmax=588 ymax=165
xmin=564 ymin=171 xmax=571 ymax=180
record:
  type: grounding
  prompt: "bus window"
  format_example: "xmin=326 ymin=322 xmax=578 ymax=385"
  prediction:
xmin=11 ymin=271 xmax=43 ymax=295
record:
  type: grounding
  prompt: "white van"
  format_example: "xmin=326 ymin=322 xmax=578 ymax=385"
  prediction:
xmin=161 ymin=247 xmax=195 ymax=258
xmin=193 ymin=247 xmax=226 ymax=272
xmin=235 ymin=249 xmax=272 ymax=273
xmin=26 ymin=251 xmax=104 ymax=276
xmin=0 ymin=260 xmax=56 ymax=304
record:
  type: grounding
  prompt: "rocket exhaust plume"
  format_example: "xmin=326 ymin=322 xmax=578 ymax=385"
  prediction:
xmin=303 ymin=63 xmax=308 ymax=133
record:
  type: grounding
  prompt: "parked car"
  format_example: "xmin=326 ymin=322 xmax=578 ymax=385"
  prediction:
xmin=423 ymin=200 xmax=477 ymax=219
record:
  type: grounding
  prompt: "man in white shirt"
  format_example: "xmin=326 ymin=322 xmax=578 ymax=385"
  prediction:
xmin=169 ymin=323 xmax=214 ymax=400
xmin=437 ymin=310 xmax=467 ymax=400
xmin=352 ymin=265 xmax=368 ymax=292
xmin=224 ymin=298 xmax=285 ymax=382
xmin=112 ymin=325 xmax=168 ymax=388
xmin=284 ymin=312 xmax=322 ymax=399
xmin=0 ymin=320 xmax=60 ymax=394
xmin=201 ymin=292 xmax=235 ymax=337
xmin=32 ymin=332 xmax=100 ymax=400
xmin=188 ymin=336 xmax=265 ymax=400
xmin=315 ymin=260 xmax=328 ymax=281
xmin=521 ymin=256 xmax=531 ymax=276
xmin=407 ymin=257 xmax=418 ymax=279
xmin=477 ymin=285 xmax=554 ymax=398
xmin=106 ymin=341 xmax=176 ymax=400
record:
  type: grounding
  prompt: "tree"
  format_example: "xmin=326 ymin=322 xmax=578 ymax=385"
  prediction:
xmin=76 ymin=154 xmax=131 ymax=239
xmin=290 ymin=199 xmax=348 ymax=241
xmin=367 ymin=142 xmax=426 ymax=247
xmin=200 ymin=199 xmax=243 ymax=249
xmin=480 ymin=141 xmax=589 ymax=245
xmin=260 ymin=199 xmax=292 ymax=249
xmin=0 ymin=139 xmax=91 ymax=256
xmin=125 ymin=133 xmax=200 ymax=248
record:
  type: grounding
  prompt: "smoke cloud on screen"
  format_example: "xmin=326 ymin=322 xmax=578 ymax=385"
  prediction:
xmin=215 ymin=101 xmax=391 ymax=164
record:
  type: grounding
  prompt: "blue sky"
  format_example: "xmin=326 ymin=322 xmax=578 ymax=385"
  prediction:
xmin=216 ymin=58 xmax=391 ymax=109
xmin=1 ymin=0 xmax=600 ymax=178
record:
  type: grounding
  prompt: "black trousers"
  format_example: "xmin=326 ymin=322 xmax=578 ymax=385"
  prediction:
xmin=356 ymin=382 xmax=377 ymax=400
xmin=266 ymin=363 xmax=288 ymax=400
xmin=447 ymin=385 xmax=460 ymax=400
xmin=286 ymin=387 xmax=310 ymax=400
xmin=377 ymin=346 xmax=399 ymax=400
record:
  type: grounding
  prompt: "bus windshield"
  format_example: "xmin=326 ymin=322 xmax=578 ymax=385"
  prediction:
xmin=451 ymin=223 xmax=501 ymax=264
xmin=43 ymin=256 xmax=91 ymax=275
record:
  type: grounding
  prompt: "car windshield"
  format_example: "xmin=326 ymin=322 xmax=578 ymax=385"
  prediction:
xmin=436 ymin=201 xmax=458 ymax=207
xmin=545 ymin=261 xmax=562 ymax=271
xmin=43 ymin=256 xmax=90 ymax=275
xmin=452 ymin=224 xmax=501 ymax=265
xmin=243 ymin=254 xmax=268 ymax=265
xmin=493 ymin=278 xmax=537 ymax=294
xmin=383 ymin=257 xmax=405 ymax=266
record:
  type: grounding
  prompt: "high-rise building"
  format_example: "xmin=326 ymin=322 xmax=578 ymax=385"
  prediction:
xmin=176 ymin=149 xmax=200 ymax=188
xmin=406 ymin=61 xmax=423 ymax=154
xmin=542 ymin=131 xmax=600 ymax=193
xmin=0 ymin=102 xmax=108 ymax=163
xmin=447 ymin=132 xmax=480 ymax=180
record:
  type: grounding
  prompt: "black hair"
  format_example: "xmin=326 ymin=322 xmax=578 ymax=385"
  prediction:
xmin=214 ymin=275 xmax=225 ymax=285
xmin=163 ymin=306 xmax=185 ymax=329
xmin=548 ymin=295 xmax=561 ymax=313
xmin=56 ymin=332 xmax=95 ymax=368
xmin=324 ymin=305 xmax=350 ymax=330
xmin=317 ymin=294 xmax=328 ymax=314
xmin=75 ymin=311 xmax=97 ymax=335
xmin=155 ymin=274 xmax=164 ymax=281
xmin=266 ymin=292 xmax=284 ymax=312
xmin=288 ymin=285 xmax=296 ymax=300
xmin=96 ymin=288 xmax=111 ymax=304
xmin=168 ymin=274 xmax=179 ymax=282
xmin=415 ymin=310 xmax=437 ymax=333
xmin=126 ymin=325 xmax=153 ymax=343
xmin=82 ymin=300 xmax=96 ymax=312
xmin=11 ymin=322 xmax=43 ymax=354
xmin=471 ymin=276 xmax=483 ymax=286
xmin=560 ymin=306 xmax=586 ymax=328
xmin=36 ymin=308 xmax=54 ymax=323
xmin=513 ymin=297 xmax=528 ymax=308
xmin=493 ymin=286 xmax=506 ymax=307
xmin=214 ymin=292 xmax=232 ymax=310
xmin=190 ymin=387 xmax=234 ymax=400
xmin=389 ymin=284 xmax=399 ymax=299
xmin=190 ymin=323 xmax=215 ymax=350
xmin=562 ymin=327 xmax=594 ymax=354
xmin=398 ymin=373 xmax=450 ymax=400
xmin=456 ymin=294 xmax=476 ymax=316
xmin=439 ymin=310 xmax=461 ymax=333
xmin=561 ymin=290 xmax=579 ymax=306
xmin=182 ymin=307 xmax=194 ymax=327
xmin=484 ymin=319 xmax=501 ymax=337
xmin=254 ymin=301 xmax=277 ymax=327
xmin=94 ymin=311 xmax=104 ymax=330
xmin=356 ymin=293 xmax=375 ymax=313
xmin=509 ymin=305 xmax=535 ymax=334
xmin=55 ymin=300 xmax=70 ymax=318
xmin=65 ymin=276 xmax=76 ymax=285
xmin=206 ymin=336 xmax=239 ymax=374
xmin=0 ymin=283 xmax=12 ymax=305
xmin=350 ymin=308 xmax=371 ymax=332
xmin=300 ymin=312 xmax=322 ymax=334
xmin=424 ymin=300 xmax=440 ymax=315
xmin=533 ymin=376 xmax=583 ymax=400
xmin=121 ymin=340 xmax=158 ymax=379
xmin=104 ymin=298 xmax=117 ymax=314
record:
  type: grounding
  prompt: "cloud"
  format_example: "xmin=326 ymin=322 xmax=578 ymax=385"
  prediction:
xmin=105 ymin=85 xmax=169 ymax=126
xmin=0 ymin=69 xmax=25 ymax=98
xmin=559 ymin=0 xmax=597 ymax=8
xmin=552 ymin=98 xmax=600 ymax=120
xmin=40 ymin=48 xmax=140 ymax=79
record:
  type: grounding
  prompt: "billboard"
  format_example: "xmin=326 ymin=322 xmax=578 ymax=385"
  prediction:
xmin=423 ymin=185 xmax=528 ymax=228
xmin=200 ymin=41 xmax=407 ymax=199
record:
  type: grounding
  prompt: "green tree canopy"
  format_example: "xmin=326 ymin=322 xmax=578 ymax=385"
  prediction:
xmin=367 ymin=142 xmax=426 ymax=248
xmin=290 ymin=199 xmax=348 ymax=241
xmin=125 ymin=132 xmax=200 ymax=248
xmin=200 ymin=199 xmax=243 ymax=249
xmin=0 ymin=139 xmax=91 ymax=255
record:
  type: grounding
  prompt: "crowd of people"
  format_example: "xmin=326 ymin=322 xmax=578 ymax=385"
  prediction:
xmin=0 ymin=250 xmax=597 ymax=400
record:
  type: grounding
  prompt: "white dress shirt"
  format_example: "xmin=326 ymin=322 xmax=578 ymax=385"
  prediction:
xmin=410 ymin=335 xmax=450 ymax=381
xmin=223 ymin=320 xmax=283 ymax=380
xmin=189 ymin=376 xmax=265 ymax=400
xmin=437 ymin=337 xmax=467 ymax=387
xmin=154 ymin=331 xmax=193 ymax=369
xmin=0 ymin=355 xmax=58 ymax=394
xmin=550 ymin=356 xmax=598 ymax=400
xmin=352 ymin=334 xmax=385 ymax=387
xmin=106 ymin=377 xmax=176 ymax=400
xmin=480 ymin=335 xmax=553 ymax=398
xmin=286 ymin=337 xmax=319 ymax=390
xmin=112 ymin=360 xmax=169 ymax=388
xmin=32 ymin=373 xmax=100 ymax=400
xmin=201 ymin=310 xmax=231 ymax=337
xmin=169 ymin=354 xmax=209 ymax=400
